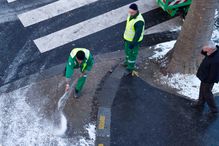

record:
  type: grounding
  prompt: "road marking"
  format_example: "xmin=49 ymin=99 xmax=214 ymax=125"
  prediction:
xmin=34 ymin=0 xmax=158 ymax=53
xmin=98 ymin=144 xmax=104 ymax=146
xmin=98 ymin=115 xmax=105 ymax=129
xmin=18 ymin=0 xmax=98 ymax=27
xmin=7 ymin=0 xmax=16 ymax=3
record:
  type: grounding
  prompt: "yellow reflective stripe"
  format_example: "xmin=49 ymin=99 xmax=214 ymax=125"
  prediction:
xmin=128 ymin=60 xmax=136 ymax=63
xmin=82 ymin=63 xmax=87 ymax=72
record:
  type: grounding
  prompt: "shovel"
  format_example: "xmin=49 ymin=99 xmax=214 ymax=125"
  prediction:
xmin=57 ymin=79 xmax=77 ymax=111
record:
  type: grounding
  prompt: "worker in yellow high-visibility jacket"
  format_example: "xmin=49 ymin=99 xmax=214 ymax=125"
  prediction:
xmin=123 ymin=3 xmax=145 ymax=74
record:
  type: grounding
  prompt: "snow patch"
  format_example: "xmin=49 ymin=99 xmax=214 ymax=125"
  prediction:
xmin=77 ymin=124 xmax=96 ymax=146
xmin=149 ymin=40 xmax=176 ymax=60
xmin=212 ymin=29 xmax=219 ymax=45
xmin=159 ymin=74 xmax=219 ymax=100
xmin=170 ymin=26 xmax=181 ymax=32
xmin=212 ymin=9 xmax=219 ymax=44
xmin=86 ymin=124 xmax=96 ymax=142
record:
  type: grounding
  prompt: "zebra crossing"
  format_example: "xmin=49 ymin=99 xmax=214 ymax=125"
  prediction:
xmin=1 ymin=0 xmax=176 ymax=86
xmin=18 ymin=0 xmax=98 ymax=27
xmin=16 ymin=0 xmax=158 ymax=53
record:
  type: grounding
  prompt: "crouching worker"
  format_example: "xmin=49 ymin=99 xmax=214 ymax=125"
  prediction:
xmin=65 ymin=48 xmax=94 ymax=99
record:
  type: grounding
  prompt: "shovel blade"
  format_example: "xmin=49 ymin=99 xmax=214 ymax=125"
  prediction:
xmin=57 ymin=92 xmax=69 ymax=111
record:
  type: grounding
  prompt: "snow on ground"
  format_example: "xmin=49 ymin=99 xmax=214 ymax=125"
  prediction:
xmin=170 ymin=26 xmax=181 ymax=32
xmin=78 ymin=124 xmax=96 ymax=145
xmin=212 ymin=29 xmax=219 ymax=45
xmin=149 ymin=40 xmax=176 ymax=60
xmin=160 ymin=74 xmax=219 ymax=100
xmin=212 ymin=9 xmax=219 ymax=44
xmin=0 ymin=86 xmax=96 ymax=146
xmin=150 ymin=23 xmax=219 ymax=100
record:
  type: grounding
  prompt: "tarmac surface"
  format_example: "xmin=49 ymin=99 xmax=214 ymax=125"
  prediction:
xmin=0 ymin=52 xmax=121 ymax=145
xmin=1 ymin=0 xmax=201 ymax=145
xmin=0 ymin=0 xmax=177 ymax=86
xmin=111 ymin=76 xmax=219 ymax=146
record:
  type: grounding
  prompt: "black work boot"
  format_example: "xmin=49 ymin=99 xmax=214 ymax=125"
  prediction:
xmin=74 ymin=89 xmax=81 ymax=99
xmin=206 ymin=110 xmax=218 ymax=118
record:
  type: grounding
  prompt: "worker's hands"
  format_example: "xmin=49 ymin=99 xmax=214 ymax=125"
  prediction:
xmin=129 ymin=42 xmax=136 ymax=49
xmin=129 ymin=44 xmax=134 ymax=49
xmin=65 ymin=78 xmax=71 ymax=92
xmin=65 ymin=84 xmax=70 ymax=92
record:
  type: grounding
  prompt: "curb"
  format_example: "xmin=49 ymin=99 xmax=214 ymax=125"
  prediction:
xmin=0 ymin=45 xmax=154 ymax=94
xmin=0 ymin=50 xmax=124 ymax=94
xmin=95 ymin=65 xmax=125 ymax=146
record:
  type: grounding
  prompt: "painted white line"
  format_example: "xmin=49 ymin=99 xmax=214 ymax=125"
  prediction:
xmin=18 ymin=0 xmax=98 ymax=27
xmin=34 ymin=0 xmax=158 ymax=53
xmin=7 ymin=0 xmax=16 ymax=3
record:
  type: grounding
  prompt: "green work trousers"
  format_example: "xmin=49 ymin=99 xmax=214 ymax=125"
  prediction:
xmin=124 ymin=41 xmax=139 ymax=71
xmin=75 ymin=56 xmax=94 ymax=93
xmin=75 ymin=74 xmax=88 ymax=92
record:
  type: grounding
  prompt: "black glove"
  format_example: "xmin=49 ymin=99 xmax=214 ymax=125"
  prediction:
xmin=201 ymin=50 xmax=207 ymax=56
xmin=129 ymin=43 xmax=134 ymax=49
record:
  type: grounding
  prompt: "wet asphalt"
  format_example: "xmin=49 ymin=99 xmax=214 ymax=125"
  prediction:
xmin=111 ymin=76 xmax=219 ymax=146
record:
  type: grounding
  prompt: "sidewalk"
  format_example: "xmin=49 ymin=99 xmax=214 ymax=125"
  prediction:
xmin=111 ymin=76 xmax=219 ymax=146
xmin=0 ymin=51 xmax=122 ymax=145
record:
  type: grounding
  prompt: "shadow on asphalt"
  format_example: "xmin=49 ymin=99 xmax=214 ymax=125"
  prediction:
xmin=111 ymin=76 xmax=219 ymax=146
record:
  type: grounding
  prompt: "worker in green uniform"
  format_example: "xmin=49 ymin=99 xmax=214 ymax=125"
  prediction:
xmin=65 ymin=48 xmax=94 ymax=98
xmin=123 ymin=3 xmax=145 ymax=75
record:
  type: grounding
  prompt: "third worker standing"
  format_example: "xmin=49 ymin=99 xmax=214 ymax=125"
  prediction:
xmin=123 ymin=3 xmax=145 ymax=74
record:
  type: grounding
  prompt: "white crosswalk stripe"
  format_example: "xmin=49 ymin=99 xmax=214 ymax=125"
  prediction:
xmin=18 ymin=0 xmax=98 ymax=27
xmin=34 ymin=0 xmax=157 ymax=53
xmin=7 ymin=0 xmax=16 ymax=3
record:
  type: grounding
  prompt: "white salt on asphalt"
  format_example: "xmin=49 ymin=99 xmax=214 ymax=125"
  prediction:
xmin=0 ymin=86 xmax=96 ymax=146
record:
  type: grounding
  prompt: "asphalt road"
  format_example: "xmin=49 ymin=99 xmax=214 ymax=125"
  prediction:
xmin=111 ymin=76 xmax=219 ymax=146
xmin=0 ymin=0 xmax=177 ymax=86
